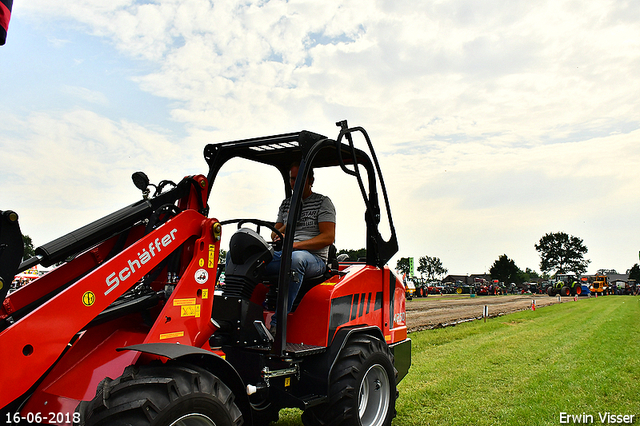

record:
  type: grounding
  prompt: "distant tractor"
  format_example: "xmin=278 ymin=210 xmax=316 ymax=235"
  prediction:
xmin=612 ymin=280 xmax=634 ymax=295
xmin=405 ymin=280 xmax=416 ymax=299
xmin=590 ymin=274 xmax=609 ymax=296
xmin=547 ymin=274 xmax=582 ymax=296
xmin=579 ymin=277 xmax=590 ymax=296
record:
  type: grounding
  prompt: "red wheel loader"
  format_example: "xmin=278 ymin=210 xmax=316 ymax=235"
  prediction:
xmin=0 ymin=121 xmax=411 ymax=426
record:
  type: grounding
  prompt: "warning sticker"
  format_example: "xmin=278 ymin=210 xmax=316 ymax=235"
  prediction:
xmin=173 ymin=298 xmax=196 ymax=306
xmin=195 ymin=269 xmax=208 ymax=284
xmin=160 ymin=331 xmax=184 ymax=340
xmin=202 ymin=289 xmax=209 ymax=299
xmin=199 ymin=258 xmax=205 ymax=267
xmin=82 ymin=291 xmax=96 ymax=307
xmin=208 ymin=244 xmax=216 ymax=268
xmin=181 ymin=305 xmax=201 ymax=318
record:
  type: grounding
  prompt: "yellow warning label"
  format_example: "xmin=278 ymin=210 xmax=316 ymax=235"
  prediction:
xmin=173 ymin=298 xmax=196 ymax=306
xmin=285 ymin=377 xmax=291 ymax=387
xmin=82 ymin=291 xmax=96 ymax=307
xmin=181 ymin=305 xmax=201 ymax=318
xmin=208 ymin=244 xmax=216 ymax=268
xmin=199 ymin=258 xmax=205 ymax=267
xmin=385 ymin=334 xmax=391 ymax=342
xmin=160 ymin=331 xmax=184 ymax=340
xmin=202 ymin=289 xmax=209 ymax=299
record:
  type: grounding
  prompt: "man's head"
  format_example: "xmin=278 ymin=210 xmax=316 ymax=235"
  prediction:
xmin=289 ymin=162 xmax=313 ymax=199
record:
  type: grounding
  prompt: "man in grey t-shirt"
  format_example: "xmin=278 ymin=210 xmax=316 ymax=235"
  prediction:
xmin=266 ymin=162 xmax=336 ymax=335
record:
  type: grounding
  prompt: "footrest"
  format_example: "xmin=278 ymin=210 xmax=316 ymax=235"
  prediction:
xmin=297 ymin=394 xmax=327 ymax=409
xmin=284 ymin=342 xmax=326 ymax=357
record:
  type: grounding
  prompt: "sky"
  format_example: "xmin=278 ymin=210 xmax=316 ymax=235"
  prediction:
xmin=1 ymin=0 xmax=640 ymax=278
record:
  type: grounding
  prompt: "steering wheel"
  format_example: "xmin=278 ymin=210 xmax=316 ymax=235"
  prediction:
xmin=221 ymin=218 xmax=284 ymax=250
xmin=238 ymin=219 xmax=284 ymax=251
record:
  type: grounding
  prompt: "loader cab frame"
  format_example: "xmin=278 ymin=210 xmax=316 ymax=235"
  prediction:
xmin=203 ymin=121 xmax=398 ymax=354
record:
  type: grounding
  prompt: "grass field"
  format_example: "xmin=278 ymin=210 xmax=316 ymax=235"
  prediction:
xmin=276 ymin=296 xmax=640 ymax=425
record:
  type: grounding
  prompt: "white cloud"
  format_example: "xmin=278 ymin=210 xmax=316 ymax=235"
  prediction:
xmin=61 ymin=85 xmax=109 ymax=105
xmin=6 ymin=0 xmax=640 ymax=274
xmin=23 ymin=0 xmax=639 ymax=142
xmin=0 ymin=109 xmax=195 ymax=243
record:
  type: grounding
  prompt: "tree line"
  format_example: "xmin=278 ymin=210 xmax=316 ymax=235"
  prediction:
xmin=394 ymin=231 xmax=640 ymax=285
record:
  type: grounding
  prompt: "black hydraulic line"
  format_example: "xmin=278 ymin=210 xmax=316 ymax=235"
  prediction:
xmin=30 ymin=200 xmax=153 ymax=268
xmin=19 ymin=178 xmax=193 ymax=271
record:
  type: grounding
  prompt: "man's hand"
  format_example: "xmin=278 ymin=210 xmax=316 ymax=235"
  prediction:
xmin=272 ymin=222 xmax=286 ymax=242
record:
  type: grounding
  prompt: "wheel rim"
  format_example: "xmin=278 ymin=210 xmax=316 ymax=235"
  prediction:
xmin=169 ymin=414 xmax=217 ymax=426
xmin=358 ymin=364 xmax=390 ymax=426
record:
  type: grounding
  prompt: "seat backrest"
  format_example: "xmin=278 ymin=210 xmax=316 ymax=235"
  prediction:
xmin=326 ymin=244 xmax=338 ymax=272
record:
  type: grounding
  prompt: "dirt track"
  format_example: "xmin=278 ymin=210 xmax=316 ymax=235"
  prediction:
xmin=406 ymin=294 xmax=567 ymax=332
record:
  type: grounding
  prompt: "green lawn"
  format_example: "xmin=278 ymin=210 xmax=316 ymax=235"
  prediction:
xmin=395 ymin=296 xmax=640 ymax=425
xmin=276 ymin=296 xmax=640 ymax=425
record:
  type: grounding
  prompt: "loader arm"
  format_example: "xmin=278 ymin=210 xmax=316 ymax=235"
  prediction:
xmin=0 ymin=209 xmax=207 ymax=408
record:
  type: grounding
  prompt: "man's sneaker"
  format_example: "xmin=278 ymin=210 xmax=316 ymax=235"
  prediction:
xmin=269 ymin=324 xmax=277 ymax=340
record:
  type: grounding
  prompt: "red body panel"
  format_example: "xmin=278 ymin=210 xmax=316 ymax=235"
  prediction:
xmin=286 ymin=265 xmax=407 ymax=347
xmin=22 ymin=315 xmax=147 ymax=414
xmin=142 ymin=224 xmax=219 ymax=347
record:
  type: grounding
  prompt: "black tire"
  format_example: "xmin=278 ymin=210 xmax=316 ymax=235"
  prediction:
xmin=79 ymin=362 xmax=243 ymax=426
xmin=248 ymin=396 xmax=280 ymax=426
xmin=301 ymin=334 xmax=397 ymax=426
xmin=561 ymin=286 xmax=570 ymax=296
xmin=547 ymin=287 xmax=555 ymax=297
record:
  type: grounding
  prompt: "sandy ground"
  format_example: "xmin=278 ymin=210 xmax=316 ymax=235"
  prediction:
xmin=405 ymin=293 xmax=574 ymax=332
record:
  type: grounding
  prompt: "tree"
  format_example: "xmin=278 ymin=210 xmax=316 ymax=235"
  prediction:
xmin=22 ymin=234 xmax=35 ymax=261
xmin=417 ymin=256 xmax=447 ymax=281
xmin=337 ymin=248 xmax=366 ymax=262
xmin=489 ymin=254 xmax=522 ymax=284
xmin=396 ymin=257 xmax=412 ymax=277
xmin=518 ymin=267 xmax=540 ymax=284
xmin=524 ymin=267 xmax=539 ymax=281
xmin=627 ymin=264 xmax=640 ymax=283
xmin=534 ymin=232 xmax=590 ymax=275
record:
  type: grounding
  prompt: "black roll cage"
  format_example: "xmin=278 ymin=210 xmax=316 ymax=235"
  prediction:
xmin=204 ymin=121 xmax=398 ymax=354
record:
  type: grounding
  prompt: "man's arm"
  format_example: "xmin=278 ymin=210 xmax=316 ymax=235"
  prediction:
xmin=293 ymin=221 xmax=335 ymax=251
xmin=271 ymin=222 xmax=286 ymax=241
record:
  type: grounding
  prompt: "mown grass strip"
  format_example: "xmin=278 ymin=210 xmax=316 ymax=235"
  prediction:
xmin=276 ymin=296 xmax=640 ymax=425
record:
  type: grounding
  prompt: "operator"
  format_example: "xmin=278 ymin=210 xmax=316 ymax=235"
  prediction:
xmin=265 ymin=162 xmax=336 ymax=337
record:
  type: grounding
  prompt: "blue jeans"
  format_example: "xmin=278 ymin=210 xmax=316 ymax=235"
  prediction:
xmin=265 ymin=249 xmax=326 ymax=326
